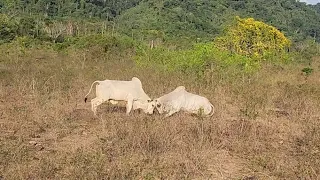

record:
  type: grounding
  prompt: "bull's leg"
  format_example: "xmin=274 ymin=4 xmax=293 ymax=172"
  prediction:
xmin=164 ymin=112 xmax=174 ymax=118
xmin=91 ymin=98 xmax=97 ymax=114
xmin=164 ymin=109 xmax=179 ymax=118
xmin=126 ymin=95 xmax=134 ymax=115
xmin=91 ymin=98 xmax=104 ymax=116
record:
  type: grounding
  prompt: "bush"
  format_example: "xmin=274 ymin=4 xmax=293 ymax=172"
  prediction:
xmin=215 ymin=16 xmax=291 ymax=60
xmin=0 ymin=14 xmax=18 ymax=44
xmin=70 ymin=34 xmax=136 ymax=52
xmin=134 ymin=42 xmax=258 ymax=77
xmin=292 ymin=38 xmax=320 ymax=64
xmin=17 ymin=16 xmax=37 ymax=37
xmin=134 ymin=17 xmax=298 ymax=78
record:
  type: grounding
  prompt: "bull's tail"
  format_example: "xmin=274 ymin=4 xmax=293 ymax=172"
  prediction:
xmin=208 ymin=103 xmax=215 ymax=116
xmin=84 ymin=81 xmax=100 ymax=103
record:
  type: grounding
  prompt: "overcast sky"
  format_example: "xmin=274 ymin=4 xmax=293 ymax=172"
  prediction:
xmin=299 ymin=0 xmax=320 ymax=4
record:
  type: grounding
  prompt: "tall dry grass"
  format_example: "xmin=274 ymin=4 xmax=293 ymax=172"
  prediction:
xmin=0 ymin=45 xmax=319 ymax=179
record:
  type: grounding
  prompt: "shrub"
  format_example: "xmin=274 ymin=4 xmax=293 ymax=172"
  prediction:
xmin=134 ymin=42 xmax=257 ymax=77
xmin=0 ymin=13 xmax=18 ymax=44
xmin=71 ymin=34 xmax=136 ymax=52
xmin=292 ymin=38 xmax=320 ymax=64
xmin=17 ymin=16 xmax=37 ymax=37
xmin=134 ymin=17 xmax=297 ymax=77
xmin=215 ymin=16 xmax=291 ymax=60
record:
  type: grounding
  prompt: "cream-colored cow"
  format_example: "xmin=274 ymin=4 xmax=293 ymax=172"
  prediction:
xmin=84 ymin=77 xmax=153 ymax=116
xmin=151 ymin=86 xmax=215 ymax=118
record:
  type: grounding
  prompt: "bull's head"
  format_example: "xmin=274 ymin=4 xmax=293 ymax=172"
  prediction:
xmin=134 ymin=99 xmax=156 ymax=114
xmin=150 ymin=99 xmax=165 ymax=114
xmin=145 ymin=99 xmax=156 ymax=114
xmin=141 ymin=99 xmax=165 ymax=115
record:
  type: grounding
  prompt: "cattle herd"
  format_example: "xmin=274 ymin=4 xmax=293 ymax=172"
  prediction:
xmin=84 ymin=77 xmax=215 ymax=118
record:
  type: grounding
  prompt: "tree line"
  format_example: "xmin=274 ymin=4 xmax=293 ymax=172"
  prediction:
xmin=0 ymin=0 xmax=142 ymax=20
xmin=0 ymin=0 xmax=320 ymax=43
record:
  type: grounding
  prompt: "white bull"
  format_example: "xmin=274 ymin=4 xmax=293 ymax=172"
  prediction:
xmin=152 ymin=86 xmax=215 ymax=118
xmin=84 ymin=77 xmax=154 ymax=116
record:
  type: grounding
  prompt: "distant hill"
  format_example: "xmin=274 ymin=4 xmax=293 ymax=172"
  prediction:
xmin=312 ymin=3 xmax=320 ymax=14
xmin=116 ymin=0 xmax=320 ymax=42
xmin=1 ymin=0 xmax=320 ymax=42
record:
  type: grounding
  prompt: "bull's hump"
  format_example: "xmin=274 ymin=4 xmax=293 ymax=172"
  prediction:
xmin=132 ymin=77 xmax=142 ymax=85
xmin=132 ymin=77 xmax=140 ymax=82
xmin=173 ymin=86 xmax=186 ymax=92
xmin=177 ymin=86 xmax=186 ymax=90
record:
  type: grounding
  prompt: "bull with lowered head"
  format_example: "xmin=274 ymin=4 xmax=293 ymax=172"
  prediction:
xmin=84 ymin=77 xmax=154 ymax=116
xmin=149 ymin=86 xmax=215 ymax=118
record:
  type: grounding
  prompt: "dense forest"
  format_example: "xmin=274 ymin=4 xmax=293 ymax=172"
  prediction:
xmin=1 ymin=0 xmax=320 ymax=43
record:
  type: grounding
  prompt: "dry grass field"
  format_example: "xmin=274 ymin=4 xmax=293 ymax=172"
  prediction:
xmin=0 ymin=45 xmax=319 ymax=179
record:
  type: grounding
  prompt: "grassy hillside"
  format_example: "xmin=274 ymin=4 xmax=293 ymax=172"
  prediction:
xmin=116 ymin=0 xmax=320 ymax=42
xmin=0 ymin=37 xmax=319 ymax=179
xmin=1 ymin=0 xmax=320 ymax=43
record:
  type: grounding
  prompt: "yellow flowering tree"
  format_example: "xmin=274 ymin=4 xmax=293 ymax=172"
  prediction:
xmin=215 ymin=16 xmax=291 ymax=59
